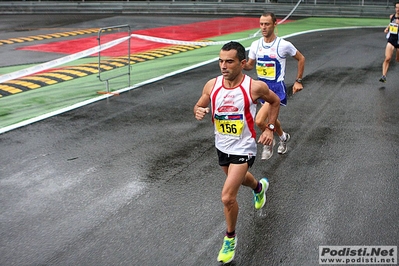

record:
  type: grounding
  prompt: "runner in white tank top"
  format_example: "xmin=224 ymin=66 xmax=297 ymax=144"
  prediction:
xmin=211 ymin=74 xmax=257 ymax=156
xmin=194 ymin=41 xmax=280 ymax=264
xmin=245 ymin=12 xmax=305 ymax=159
xmin=248 ymin=36 xmax=297 ymax=105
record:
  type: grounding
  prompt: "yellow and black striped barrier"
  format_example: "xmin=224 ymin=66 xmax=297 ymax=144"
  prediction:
xmin=0 ymin=28 xmax=107 ymax=46
xmin=0 ymin=44 xmax=206 ymax=98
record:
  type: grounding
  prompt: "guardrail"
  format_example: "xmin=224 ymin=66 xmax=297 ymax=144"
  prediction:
xmin=0 ymin=0 xmax=393 ymax=4
xmin=0 ymin=1 xmax=393 ymax=18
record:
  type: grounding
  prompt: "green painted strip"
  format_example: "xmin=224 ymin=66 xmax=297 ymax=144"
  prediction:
xmin=0 ymin=17 xmax=388 ymax=130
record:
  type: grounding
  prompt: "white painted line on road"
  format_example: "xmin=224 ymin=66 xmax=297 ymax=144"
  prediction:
xmin=0 ymin=26 xmax=384 ymax=135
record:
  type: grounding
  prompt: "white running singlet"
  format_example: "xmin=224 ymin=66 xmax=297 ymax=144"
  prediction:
xmin=210 ymin=74 xmax=257 ymax=156
xmin=248 ymin=37 xmax=297 ymax=83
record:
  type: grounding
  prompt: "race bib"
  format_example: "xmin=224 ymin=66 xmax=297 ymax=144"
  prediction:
xmin=256 ymin=60 xmax=276 ymax=80
xmin=214 ymin=113 xmax=244 ymax=137
xmin=389 ymin=23 xmax=398 ymax=34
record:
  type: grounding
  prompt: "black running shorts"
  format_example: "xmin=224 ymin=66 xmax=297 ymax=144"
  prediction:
xmin=217 ymin=149 xmax=255 ymax=167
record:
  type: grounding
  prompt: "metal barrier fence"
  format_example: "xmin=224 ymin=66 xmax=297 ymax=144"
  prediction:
xmin=98 ymin=25 xmax=131 ymax=94
xmin=1 ymin=0 xmax=395 ymax=5
xmin=0 ymin=0 xmax=394 ymax=17
xmin=278 ymin=0 xmax=392 ymax=5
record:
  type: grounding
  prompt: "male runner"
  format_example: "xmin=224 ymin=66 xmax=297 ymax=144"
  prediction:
xmin=194 ymin=41 xmax=280 ymax=264
xmin=245 ymin=12 xmax=305 ymax=159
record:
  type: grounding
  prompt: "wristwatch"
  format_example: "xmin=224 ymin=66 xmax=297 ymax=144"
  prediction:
xmin=266 ymin=123 xmax=276 ymax=132
xmin=295 ymin=78 xmax=303 ymax=83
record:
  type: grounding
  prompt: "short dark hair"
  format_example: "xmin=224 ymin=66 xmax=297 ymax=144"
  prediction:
xmin=261 ymin=12 xmax=277 ymax=24
xmin=221 ymin=41 xmax=246 ymax=61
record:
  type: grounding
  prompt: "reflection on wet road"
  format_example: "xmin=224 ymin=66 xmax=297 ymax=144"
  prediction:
xmin=0 ymin=15 xmax=398 ymax=266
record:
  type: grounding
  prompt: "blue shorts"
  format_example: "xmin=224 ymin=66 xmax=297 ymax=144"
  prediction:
xmin=258 ymin=80 xmax=287 ymax=106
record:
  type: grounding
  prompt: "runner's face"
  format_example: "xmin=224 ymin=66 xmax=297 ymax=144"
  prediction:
xmin=219 ymin=49 xmax=243 ymax=81
xmin=396 ymin=4 xmax=399 ymax=15
xmin=260 ymin=15 xmax=276 ymax=38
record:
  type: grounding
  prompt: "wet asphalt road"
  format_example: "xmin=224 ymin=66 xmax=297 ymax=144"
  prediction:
xmin=1 ymin=15 xmax=398 ymax=266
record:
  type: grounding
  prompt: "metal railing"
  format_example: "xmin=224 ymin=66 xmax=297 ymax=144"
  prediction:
xmin=0 ymin=1 xmax=394 ymax=18
xmin=97 ymin=25 xmax=131 ymax=94
xmin=278 ymin=0 xmax=392 ymax=5
xmin=2 ymin=0 xmax=395 ymax=5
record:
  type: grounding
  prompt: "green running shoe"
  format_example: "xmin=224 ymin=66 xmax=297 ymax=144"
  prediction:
xmin=253 ymin=178 xmax=269 ymax=210
xmin=217 ymin=236 xmax=237 ymax=264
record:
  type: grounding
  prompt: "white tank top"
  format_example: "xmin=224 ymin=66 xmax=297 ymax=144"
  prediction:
xmin=210 ymin=74 xmax=257 ymax=156
xmin=248 ymin=36 xmax=297 ymax=83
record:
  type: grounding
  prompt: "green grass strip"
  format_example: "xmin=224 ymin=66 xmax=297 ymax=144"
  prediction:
xmin=0 ymin=17 xmax=388 ymax=130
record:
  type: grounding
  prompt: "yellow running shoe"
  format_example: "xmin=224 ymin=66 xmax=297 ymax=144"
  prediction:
xmin=217 ymin=236 xmax=237 ymax=264
xmin=253 ymin=178 xmax=269 ymax=210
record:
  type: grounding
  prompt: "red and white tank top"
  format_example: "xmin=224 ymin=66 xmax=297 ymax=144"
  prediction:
xmin=210 ymin=74 xmax=258 ymax=156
